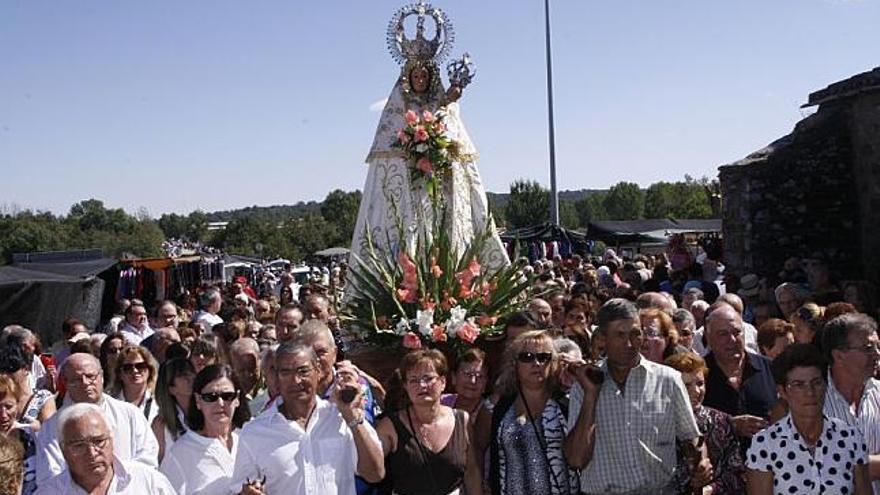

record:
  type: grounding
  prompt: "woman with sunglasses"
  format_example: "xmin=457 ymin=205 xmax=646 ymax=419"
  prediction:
xmin=160 ymin=364 xmax=250 ymax=495
xmin=109 ymin=346 xmax=159 ymax=424
xmin=471 ymin=331 xmax=579 ymax=495
xmin=375 ymin=349 xmax=477 ymax=495
xmin=98 ymin=332 xmax=125 ymax=386
xmin=152 ymin=358 xmax=196 ymax=462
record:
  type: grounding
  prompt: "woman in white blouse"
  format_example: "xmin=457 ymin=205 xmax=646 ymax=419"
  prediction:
xmin=160 ymin=364 xmax=251 ymax=495
xmin=109 ymin=346 xmax=159 ymax=424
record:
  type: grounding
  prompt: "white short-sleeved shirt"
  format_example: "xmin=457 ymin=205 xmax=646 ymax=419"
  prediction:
xmin=192 ymin=311 xmax=223 ymax=333
xmin=160 ymin=430 xmax=238 ymax=495
xmin=35 ymin=458 xmax=176 ymax=495
xmin=229 ymin=397 xmax=380 ymax=495
xmin=569 ymin=357 xmax=700 ymax=493
xmin=35 ymin=395 xmax=159 ymax=485
xmin=824 ymin=375 xmax=880 ymax=495
xmin=746 ymin=414 xmax=868 ymax=495
xmin=119 ymin=323 xmax=155 ymax=346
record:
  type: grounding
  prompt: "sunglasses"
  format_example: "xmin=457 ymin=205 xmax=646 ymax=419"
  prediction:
xmin=121 ymin=362 xmax=149 ymax=374
xmin=199 ymin=391 xmax=238 ymax=403
xmin=517 ymin=352 xmax=552 ymax=365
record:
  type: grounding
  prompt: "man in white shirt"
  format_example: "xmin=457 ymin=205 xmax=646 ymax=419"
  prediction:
xmin=36 ymin=353 xmax=159 ymax=485
xmin=822 ymin=313 xmax=880 ymax=493
xmin=35 ymin=403 xmax=174 ymax=494
xmin=192 ymin=288 xmax=224 ymax=333
xmin=230 ymin=341 xmax=385 ymax=495
xmin=119 ymin=300 xmax=154 ymax=345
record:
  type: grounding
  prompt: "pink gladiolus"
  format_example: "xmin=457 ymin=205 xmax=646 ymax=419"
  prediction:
xmin=402 ymin=332 xmax=423 ymax=349
xmin=422 ymin=110 xmax=435 ymax=122
xmin=420 ymin=297 xmax=436 ymax=311
xmin=457 ymin=321 xmax=478 ymax=344
xmin=398 ymin=251 xmax=418 ymax=290
xmin=405 ymin=110 xmax=419 ymax=125
xmin=467 ymin=258 xmax=481 ymax=278
xmin=414 ymin=126 xmax=429 ymax=143
xmin=416 ymin=157 xmax=433 ymax=173
xmin=431 ymin=325 xmax=447 ymax=343
xmin=397 ymin=288 xmax=418 ymax=304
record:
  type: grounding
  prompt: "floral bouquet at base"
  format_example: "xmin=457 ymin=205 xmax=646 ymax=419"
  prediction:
xmin=343 ymin=214 xmax=532 ymax=357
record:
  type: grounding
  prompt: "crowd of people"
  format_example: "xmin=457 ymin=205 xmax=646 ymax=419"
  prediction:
xmin=0 ymin=249 xmax=879 ymax=495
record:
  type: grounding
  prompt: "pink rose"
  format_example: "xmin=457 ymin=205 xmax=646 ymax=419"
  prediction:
xmin=431 ymin=325 xmax=447 ymax=343
xmin=405 ymin=110 xmax=419 ymax=126
xmin=402 ymin=332 xmax=423 ymax=349
xmin=397 ymin=129 xmax=410 ymax=144
xmin=416 ymin=157 xmax=433 ymax=173
xmin=413 ymin=126 xmax=429 ymax=143
xmin=456 ymin=321 xmax=478 ymax=344
xmin=422 ymin=110 xmax=435 ymax=122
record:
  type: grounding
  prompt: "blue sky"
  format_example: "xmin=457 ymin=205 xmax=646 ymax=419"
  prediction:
xmin=2 ymin=0 xmax=878 ymax=216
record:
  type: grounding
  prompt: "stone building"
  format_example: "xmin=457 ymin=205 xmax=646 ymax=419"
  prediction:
xmin=719 ymin=66 xmax=880 ymax=283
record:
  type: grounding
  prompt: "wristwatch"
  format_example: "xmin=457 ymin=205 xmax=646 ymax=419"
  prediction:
xmin=347 ymin=415 xmax=365 ymax=428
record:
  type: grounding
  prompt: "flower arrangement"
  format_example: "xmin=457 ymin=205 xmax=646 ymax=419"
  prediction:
xmin=393 ymin=109 xmax=460 ymax=201
xmin=343 ymin=105 xmax=531 ymax=356
xmin=343 ymin=214 xmax=532 ymax=354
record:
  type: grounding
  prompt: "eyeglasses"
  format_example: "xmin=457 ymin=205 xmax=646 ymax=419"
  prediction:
xmin=70 ymin=372 xmax=101 ymax=385
xmin=121 ymin=362 xmax=149 ymax=374
xmin=844 ymin=343 xmax=880 ymax=355
xmin=516 ymin=352 xmax=552 ymax=365
xmin=459 ymin=370 xmax=486 ymax=382
xmin=785 ymin=378 xmax=826 ymax=393
xmin=277 ymin=366 xmax=314 ymax=379
xmin=199 ymin=391 xmax=238 ymax=403
xmin=65 ymin=435 xmax=110 ymax=455
xmin=406 ymin=374 xmax=439 ymax=387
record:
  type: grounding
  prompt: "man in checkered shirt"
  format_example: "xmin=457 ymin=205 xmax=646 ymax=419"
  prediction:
xmin=566 ymin=298 xmax=713 ymax=494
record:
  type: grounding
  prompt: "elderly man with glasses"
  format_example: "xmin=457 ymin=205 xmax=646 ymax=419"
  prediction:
xmin=35 ymin=403 xmax=174 ymax=494
xmin=822 ymin=313 xmax=880 ymax=493
xmin=35 ymin=353 xmax=158 ymax=485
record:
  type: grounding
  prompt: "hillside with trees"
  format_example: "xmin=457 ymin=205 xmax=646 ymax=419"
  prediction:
xmin=0 ymin=176 xmax=717 ymax=263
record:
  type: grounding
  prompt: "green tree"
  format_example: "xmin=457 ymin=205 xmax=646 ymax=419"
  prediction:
xmin=0 ymin=211 xmax=71 ymax=263
xmin=559 ymin=201 xmax=580 ymax=230
xmin=320 ymin=190 xmax=361 ymax=246
xmin=644 ymin=182 xmax=677 ymax=219
xmin=603 ymin=182 xmax=645 ymax=220
xmin=505 ymin=179 xmax=550 ymax=229
xmin=574 ymin=192 xmax=608 ymax=226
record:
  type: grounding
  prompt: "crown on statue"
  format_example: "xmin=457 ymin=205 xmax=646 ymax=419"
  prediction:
xmin=387 ymin=2 xmax=455 ymax=66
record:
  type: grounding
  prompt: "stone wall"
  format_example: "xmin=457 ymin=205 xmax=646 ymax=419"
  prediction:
xmin=719 ymin=67 xmax=880 ymax=283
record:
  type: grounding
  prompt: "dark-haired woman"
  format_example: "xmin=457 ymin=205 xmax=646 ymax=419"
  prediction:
xmin=746 ymin=343 xmax=871 ymax=494
xmin=151 ymin=358 xmax=196 ymax=462
xmin=160 ymin=364 xmax=251 ymax=495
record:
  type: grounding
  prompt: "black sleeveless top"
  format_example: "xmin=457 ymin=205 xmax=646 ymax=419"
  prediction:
xmin=387 ymin=408 xmax=468 ymax=495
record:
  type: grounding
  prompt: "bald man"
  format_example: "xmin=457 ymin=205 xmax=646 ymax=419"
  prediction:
xmin=36 ymin=353 xmax=158 ymax=485
xmin=36 ymin=403 xmax=173 ymax=494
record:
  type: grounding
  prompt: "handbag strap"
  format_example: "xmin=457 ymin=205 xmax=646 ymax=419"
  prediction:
xmin=518 ymin=386 xmax=563 ymax=494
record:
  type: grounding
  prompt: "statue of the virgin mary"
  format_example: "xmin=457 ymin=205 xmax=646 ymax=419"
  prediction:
xmin=349 ymin=2 xmax=509 ymax=273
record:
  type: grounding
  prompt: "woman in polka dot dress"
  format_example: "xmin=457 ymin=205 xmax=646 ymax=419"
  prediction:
xmin=746 ymin=344 xmax=871 ymax=494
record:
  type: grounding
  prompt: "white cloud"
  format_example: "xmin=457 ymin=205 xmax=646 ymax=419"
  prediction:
xmin=369 ymin=98 xmax=388 ymax=112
